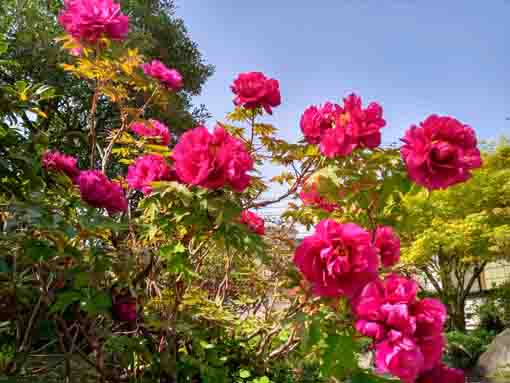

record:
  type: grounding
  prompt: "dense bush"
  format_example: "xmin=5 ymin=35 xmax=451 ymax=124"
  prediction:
xmin=477 ymin=280 xmax=510 ymax=332
xmin=444 ymin=329 xmax=496 ymax=369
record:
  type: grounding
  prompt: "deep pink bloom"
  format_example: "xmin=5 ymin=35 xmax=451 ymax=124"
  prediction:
xmin=352 ymin=274 xmax=447 ymax=381
xmin=352 ymin=275 xmax=418 ymax=319
xmin=240 ymin=210 xmax=265 ymax=235
xmin=141 ymin=60 xmax=183 ymax=91
xmin=300 ymin=102 xmax=342 ymax=144
xmin=299 ymin=184 xmax=338 ymax=212
xmin=383 ymin=274 xmax=419 ymax=304
xmin=130 ymin=120 xmax=171 ymax=146
xmin=352 ymin=279 xmax=385 ymax=321
xmin=355 ymin=320 xmax=386 ymax=341
xmin=319 ymin=123 xmax=357 ymax=158
xmin=173 ymin=125 xmax=254 ymax=192
xmin=341 ymin=94 xmax=386 ymax=149
xmin=374 ymin=226 xmax=401 ymax=268
xmin=400 ymin=115 xmax=482 ymax=190
xmin=126 ymin=154 xmax=172 ymax=195
xmin=417 ymin=334 xmax=446 ymax=372
xmin=231 ymin=72 xmax=281 ymax=114
xmin=58 ymin=0 xmax=129 ymax=43
xmin=380 ymin=303 xmax=416 ymax=335
xmin=417 ymin=363 xmax=465 ymax=383
xmin=42 ymin=150 xmax=80 ymax=179
xmin=375 ymin=332 xmax=425 ymax=383
xmin=293 ymin=219 xmax=378 ymax=298
xmin=412 ymin=298 xmax=447 ymax=337
xmin=112 ymin=296 xmax=136 ymax=322
xmin=76 ymin=170 xmax=128 ymax=213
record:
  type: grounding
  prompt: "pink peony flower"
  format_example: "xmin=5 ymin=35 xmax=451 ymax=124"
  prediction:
xmin=240 ymin=210 xmax=265 ymax=235
xmin=126 ymin=154 xmax=173 ymax=195
xmin=173 ymin=125 xmax=254 ymax=192
xmin=341 ymin=94 xmax=386 ymax=149
xmin=352 ymin=275 xmax=418 ymax=320
xmin=293 ymin=219 xmax=378 ymax=298
xmin=112 ymin=296 xmax=137 ymax=322
xmin=380 ymin=303 xmax=416 ymax=335
xmin=319 ymin=123 xmax=357 ymax=158
xmin=130 ymin=120 xmax=171 ymax=146
xmin=298 ymin=94 xmax=385 ymax=157
xmin=417 ymin=334 xmax=446 ymax=371
xmin=76 ymin=170 xmax=128 ymax=213
xmin=400 ymin=115 xmax=482 ymax=190
xmin=352 ymin=279 xmax=386 ymax=321
xmin=383 ymin=274 xmax=419 ymax=304
xmin=58 ymin=0 xmax=129 ymax=43
xmin=141 ymin=60 xmax=183 ymax=91
xmin=375 ymin=332 xmax=425 ymax=383
xmin=355 ymin=320 xmax=386 ymax=341
xmin=300 ymin=102 xmax=342 ymax=144
xmin=42 ymin=150 xmax=80 ymax=179
xmin=417 ymin=363 xmax=465 ymax=383
xmin=352 ymin=274 xmax=448 ymax=381
xmin=375 ymin=330 xmax=424 ymax=383
xmin=374 ymin=226 xmax=401 ymax=268
xmin=299 ymin=184 xmax=338 ymax=212
xmin=231 ymin=72 xmax=281 ymax=114
xmin=412 ymin=298 xmax=447 ymax=337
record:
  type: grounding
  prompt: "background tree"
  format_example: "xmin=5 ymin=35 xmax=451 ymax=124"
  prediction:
xmin=395 ymin=142 xmax=510 ymax=331
xmin=0 ymin=0 xmax=213 ymax=161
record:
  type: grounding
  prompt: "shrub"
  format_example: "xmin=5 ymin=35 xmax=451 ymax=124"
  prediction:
xmin=477 ymin=279 xmax=510 ymax=332
xmin=444 ymin=329 xmax=497 ymax=369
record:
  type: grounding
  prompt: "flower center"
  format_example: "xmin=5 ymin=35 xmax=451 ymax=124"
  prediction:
xmin=430 ymin=141 xmax=455 ymax=164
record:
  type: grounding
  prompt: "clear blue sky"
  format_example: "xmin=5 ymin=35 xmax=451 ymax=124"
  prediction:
xmin=176 ymin=0 xmax=508 ymax=145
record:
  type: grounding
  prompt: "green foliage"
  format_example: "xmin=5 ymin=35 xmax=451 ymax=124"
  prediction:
xmin=393 ymin=144 xmax=510 ymax=330
xmin=0 ymin=0 xmax=213 ymax=168
xmin=444 ymin=329 xmax=496 ymax=369
xmin=477 ymin=279 xmax=510 ymax=332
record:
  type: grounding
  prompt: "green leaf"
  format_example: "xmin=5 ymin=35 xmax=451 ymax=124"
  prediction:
xmin=15 ymin=80 xmax=28 ymax=91
xmin=23 ymin=239 xmax=57 ymax=261
xmin=322 ymin=333 xmax=358 ymax=378
xmin=200 ymin=340 xmax=215 ymax=349
xmin=82 ymin=291 xmax=112 ymax=315
xmin=0 ymin=258 xmax=10 ymax=273
xmin=50 ymin=290 xmax=82 ymax=313
xmin=0 ymin=40 xmax=7 ymax=55
xmin=305 ymin=317 xmax=321 ymax=349
xmin=239 ymin=369 xmax=251 ymax=379
xmin=74 ymin=272 xmax=90 ymax=288
xmin=159 ymin=243 xmax=196 ymax=277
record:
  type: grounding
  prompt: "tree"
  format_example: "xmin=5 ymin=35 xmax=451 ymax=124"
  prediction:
xmin=396 ymin=143 xmax=510 ymax=330
xmin=0 ymin=0 xmax=213 ymax=159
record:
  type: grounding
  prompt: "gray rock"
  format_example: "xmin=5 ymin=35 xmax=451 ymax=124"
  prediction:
xmin=477 ymin=328 xmax=510 ymax=379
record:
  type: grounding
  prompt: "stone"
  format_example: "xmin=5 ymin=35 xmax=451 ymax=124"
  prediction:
xmin=477 ymin=328 xmax=510 ymax=380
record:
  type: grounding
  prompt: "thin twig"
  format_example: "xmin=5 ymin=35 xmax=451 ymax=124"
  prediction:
xmin=249 ymin=162 xmax=314 ymax=209
xmin=267 ymin=327 xmax=298 ymax=359
xmin=88 ymin=87 xmax=100 ymax=168
xmin=19 ymin=295 xmax=42 ymax=352
xmin=101 ymin=108 xmax=128 ymax=173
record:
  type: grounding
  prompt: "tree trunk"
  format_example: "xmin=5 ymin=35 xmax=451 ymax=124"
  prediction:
xmin=448 ymin=299 xmax=467 ymax=331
